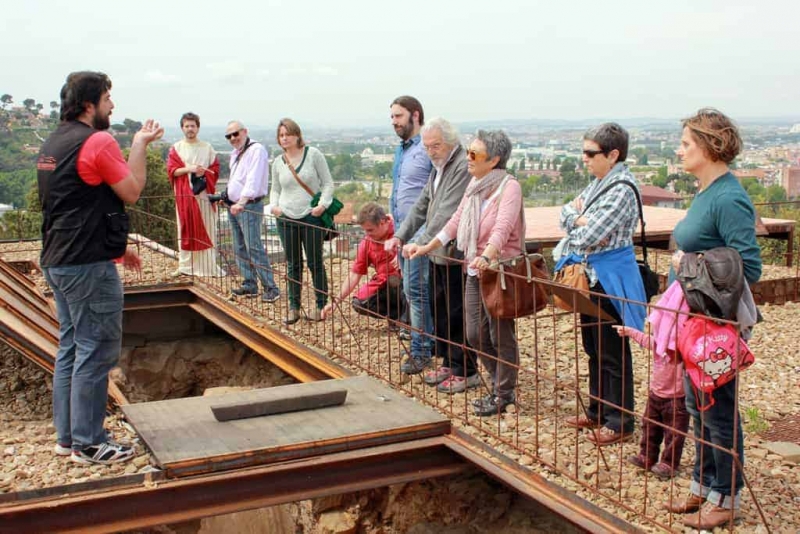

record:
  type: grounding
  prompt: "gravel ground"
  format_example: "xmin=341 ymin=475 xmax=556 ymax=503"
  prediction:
xmin=2 ymin=242 xmax=799 ymax=533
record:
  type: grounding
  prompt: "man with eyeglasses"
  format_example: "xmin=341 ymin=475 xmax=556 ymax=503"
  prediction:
xmin=224 ymin=120 xmax=280 ymax=303
xmin=387 ymin=117 xmax=479 ymax=392
xmin=388 ymin=95 xmax=433 ymax=374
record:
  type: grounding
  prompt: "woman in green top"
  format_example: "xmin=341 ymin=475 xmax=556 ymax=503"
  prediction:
xmin=270 ymin=118 xmax=335 ymax=324
xmin=666 ymin=109 xmax=761 ymax=530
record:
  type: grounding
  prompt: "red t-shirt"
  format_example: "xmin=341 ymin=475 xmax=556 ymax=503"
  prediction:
xmin=76 ymin=132 xmax=130 ymax=186
xmin=352 ymin=220 xmax=401 ymax=300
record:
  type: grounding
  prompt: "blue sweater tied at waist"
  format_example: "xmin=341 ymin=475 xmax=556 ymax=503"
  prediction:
xmin=555 ymin=245 xmax=646 ymax=330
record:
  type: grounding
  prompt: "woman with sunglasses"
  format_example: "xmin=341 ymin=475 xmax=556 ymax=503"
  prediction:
xmin=270 ymin=118 xmax=335 ymax=324
xmin=407 ymin=129 xmax=524 ymax=416
xmin=665 ymin=109 xmax=761 ymax=530
xmin=556 ymin=122 xmax=646 ymax=446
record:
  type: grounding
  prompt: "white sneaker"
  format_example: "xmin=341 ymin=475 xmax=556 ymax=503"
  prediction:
xmin=54 ymin=443 xmax=72 ymax=456
xmin=71 ymin=441 xmax=135 ymax=465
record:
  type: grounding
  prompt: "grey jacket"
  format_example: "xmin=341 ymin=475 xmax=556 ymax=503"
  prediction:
xmin=395 ymin=145 xmax=470 ymax=265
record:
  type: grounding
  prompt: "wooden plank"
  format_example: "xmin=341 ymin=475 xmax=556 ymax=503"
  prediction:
xmin=122 ymin=376 xmax=449 ymax=475
xmin=210 ymin=389 xmax=347 ymax=421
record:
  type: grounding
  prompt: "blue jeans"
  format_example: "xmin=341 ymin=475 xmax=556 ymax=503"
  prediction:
xmin=398 ymin=253 xmax=432 ymax=357
xmin=684 ymin=375 xmax=744 ymax=509
xmin=43 ymin=262 xmax=123 ymax=450
xmin=230 ymin=201 xmax=277 ymax=294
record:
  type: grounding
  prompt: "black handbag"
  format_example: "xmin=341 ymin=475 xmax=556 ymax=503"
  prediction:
xmin=582 ymin=179 xmax=660 ymax=301
xmin=190 ymin=173 xmax=207 ymax=195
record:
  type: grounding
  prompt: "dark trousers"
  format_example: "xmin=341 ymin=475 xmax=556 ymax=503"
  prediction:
xmin=430 ymin=262 xmax=477 ymax=377
xmin=579 ymin=281 xmax=634 ymax=433
xmin=276 ymin=214 xmax=328 ymax=310
xmin=465 ymin=275 xmax=518 ymax=399
xmin=352 ymin=275 xmax=405 ymax=321
xmin=640 ymin=391 xmax=689 ymax=468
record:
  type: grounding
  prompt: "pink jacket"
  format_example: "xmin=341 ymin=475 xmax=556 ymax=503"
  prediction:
xmin=441 ymin=177 xmax=524 ymax=265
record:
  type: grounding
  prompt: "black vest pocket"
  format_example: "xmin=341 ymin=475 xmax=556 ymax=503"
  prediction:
xmin=105 ymin=212 xmax=129 ymax=257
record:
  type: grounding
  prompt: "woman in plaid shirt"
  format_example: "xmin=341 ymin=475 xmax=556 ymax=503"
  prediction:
xmin=555 ymin=122 xmax=647 ymax=446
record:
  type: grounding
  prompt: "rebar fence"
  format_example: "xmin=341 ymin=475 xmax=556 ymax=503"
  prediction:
xmin=2 ymin=196 xmax=799 ymax=533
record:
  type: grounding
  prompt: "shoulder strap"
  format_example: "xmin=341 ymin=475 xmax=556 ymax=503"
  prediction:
xmin=283 ymin=154 xmax=315 ymax=198
xmin=582 ymin=180 xmax=649 ymax=263
xmin=493 ymin=175 xmax=527 ymax=254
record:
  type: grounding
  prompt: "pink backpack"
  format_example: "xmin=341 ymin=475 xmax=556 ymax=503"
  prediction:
xmin=678 ymin=316 xmax=755 ymax=411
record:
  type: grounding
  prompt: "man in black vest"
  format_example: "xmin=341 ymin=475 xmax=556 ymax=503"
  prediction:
xmin=37 ymin=71 xmax=163 ymax=465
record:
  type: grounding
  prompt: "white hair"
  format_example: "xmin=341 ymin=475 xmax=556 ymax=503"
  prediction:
xmin=421 ymin=117 xmax=459 ymax=145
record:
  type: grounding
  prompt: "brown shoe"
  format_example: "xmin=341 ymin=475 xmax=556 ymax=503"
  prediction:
xmin=650 ymin=462 xmax=676 ymax=479
xmin=682 ymin=502 xmax=739 ymax=530
xmin=664 ymin=493 xmax=704 ymax=514
xmin=586 ymin=426 xmax=632 ymax=446
xmin=564 ymin=414 xmax=602 ymax=429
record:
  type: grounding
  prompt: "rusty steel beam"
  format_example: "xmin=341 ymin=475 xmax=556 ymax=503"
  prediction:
xmin=444 ymin=431 xmax=641 ymax=534
xmin=0 ymin=437 xmax=467 ymax=534
xmin=186 ymin=286 xmax=351 ymax=382
xmin=122 ymin=286 xmax=351 ymax=383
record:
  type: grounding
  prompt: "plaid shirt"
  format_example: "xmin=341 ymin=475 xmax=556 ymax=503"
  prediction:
xmin=559 ymin=163 xmax=639 ymax=284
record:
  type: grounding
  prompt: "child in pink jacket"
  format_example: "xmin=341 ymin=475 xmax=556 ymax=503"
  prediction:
xmin=614 ymin=280 xmax=690 ymax=479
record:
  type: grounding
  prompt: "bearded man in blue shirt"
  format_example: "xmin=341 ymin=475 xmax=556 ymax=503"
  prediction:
xmin=389 ymin=95 xmax=433 ymax=374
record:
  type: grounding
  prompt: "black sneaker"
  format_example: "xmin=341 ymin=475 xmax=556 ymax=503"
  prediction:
xmin=71 ymin=441 xmax=135 ymax=465
xmin=232 ymin=286 xmax=258 ymax=297
xmin=473 ymin=395 xmax=515 ymax=417
xmin=261 ymin=289 xmax=280 ymax=303
xmin=400 ymin=355 xmax=431 ymax=375
xmin=471 ymin=392 xmax=495 ymax=408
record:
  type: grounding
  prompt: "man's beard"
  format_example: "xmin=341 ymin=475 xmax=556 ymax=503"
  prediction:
xmin=395 ymin=121 xmax=413 ymax=141
xmin=93 ymin=113 xmax=110 ymax=131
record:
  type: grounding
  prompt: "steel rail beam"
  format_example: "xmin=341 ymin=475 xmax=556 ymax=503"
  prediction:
xmin=122 ymin=286 xmax=351 ymax=383
xmin=0 ymin=437 xmax=467 ymax=534
xmin=444 ymin=431 xmax=641 ymax=534
xmin=186 ymin=286 xmax=351 ymax=382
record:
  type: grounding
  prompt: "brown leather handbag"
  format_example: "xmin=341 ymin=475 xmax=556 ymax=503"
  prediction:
xmin=480 ymin=193 xmax=550 ymax=319
xmin=552 ymin=260 xmax=589 ymax=312
xmin=481 ymin=251 xmax=551 ymax=319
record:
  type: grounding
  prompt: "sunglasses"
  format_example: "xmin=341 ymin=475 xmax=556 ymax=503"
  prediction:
xmin=225 ymin=129 xmax=242 ymax=140
xmin=466 ymin=149 xmax=488 ymax=162
xmin=582 ymin=149 xmax=606 ymax=158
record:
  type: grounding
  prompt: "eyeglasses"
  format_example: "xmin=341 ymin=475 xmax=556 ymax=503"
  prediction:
xmin=225 ymin=130 xmax=242 ymax=140
xmin=467 ymin=149 xmax=488 ymax=162
xmin=582 ymin=149 xmax=606 ymax=158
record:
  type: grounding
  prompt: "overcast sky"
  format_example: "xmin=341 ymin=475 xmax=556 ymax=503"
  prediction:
xmin=2 ymin=0 xmax=798 ymax=129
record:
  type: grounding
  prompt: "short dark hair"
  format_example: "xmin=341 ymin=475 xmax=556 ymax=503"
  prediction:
xmin=391 ymin=95 xmax=425 ymax=126
xmin=60 ymin=71 xmax=112 ymax=122
xmin=682 ymin=108 xmax=742 ymax=164
xmin=584 ymin=122 xmax=629 ymax=162
xmin=276 ymin=118 xmax=305 ymax=149
xmin=356 ymin=202 xmax=387 ymax=226
xmin=180 ymin=112 xmax=200 ymax=128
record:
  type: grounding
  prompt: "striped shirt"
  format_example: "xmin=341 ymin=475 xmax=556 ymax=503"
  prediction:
xmin=559 ymin=163 xmax=639 ymax=285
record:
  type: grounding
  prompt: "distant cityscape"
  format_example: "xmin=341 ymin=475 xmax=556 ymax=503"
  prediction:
xmin=3 ymin=94 xmax=800 ymax=215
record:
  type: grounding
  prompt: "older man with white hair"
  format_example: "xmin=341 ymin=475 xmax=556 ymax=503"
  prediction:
xmin=224 ymin=120 xmax=280 ymax=303
xmin=386 ymin=117 xmax=478 ymax=391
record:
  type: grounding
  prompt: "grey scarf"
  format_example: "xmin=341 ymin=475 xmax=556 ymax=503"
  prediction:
xmin=456 ymin=168 xmax=509 ymax=262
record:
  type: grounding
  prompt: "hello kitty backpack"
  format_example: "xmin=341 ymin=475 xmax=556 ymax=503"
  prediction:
xmin=678 ymin=316 xmax=755 ymax=411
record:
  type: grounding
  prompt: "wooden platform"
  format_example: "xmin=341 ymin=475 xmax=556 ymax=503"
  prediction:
xmin=122 ymin=376 xmax=450 ymax=477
